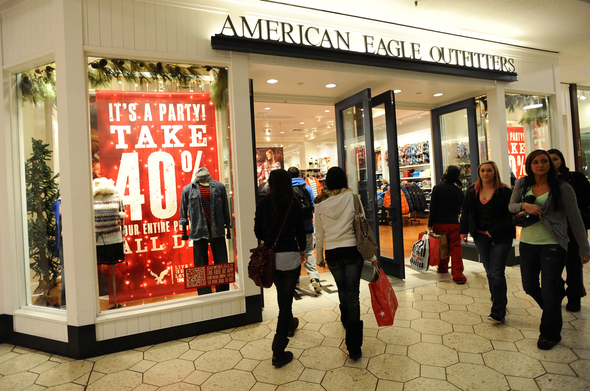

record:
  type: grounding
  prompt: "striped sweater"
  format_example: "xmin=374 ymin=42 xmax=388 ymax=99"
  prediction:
xmin=93 ymin=178 xmax=126 ymax=245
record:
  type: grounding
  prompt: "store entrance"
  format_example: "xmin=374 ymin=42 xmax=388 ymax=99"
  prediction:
xmin=335 ymin=89 xmax=405 ymax=279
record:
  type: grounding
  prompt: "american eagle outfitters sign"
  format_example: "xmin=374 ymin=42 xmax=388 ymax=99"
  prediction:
xmin=215 ymin=16 xmax=516 ymax=76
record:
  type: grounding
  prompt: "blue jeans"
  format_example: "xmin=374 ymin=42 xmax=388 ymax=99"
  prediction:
xmin=327 ymin=257 xmax=363 ymax=325
xmin=519 ymin=243 xmax=566 ymax=342
xmin=473 ymin=236 xmax=511 ymax=318
xmin=274 ymin=267 xmax=300 ymax=338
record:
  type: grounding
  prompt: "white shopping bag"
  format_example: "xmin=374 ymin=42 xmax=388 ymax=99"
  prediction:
xmin=409 ymin=234 xmax=430 ymax=273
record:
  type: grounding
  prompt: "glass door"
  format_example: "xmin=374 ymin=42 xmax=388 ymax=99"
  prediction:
xmin=372 ymin=91 xmax=405 ymax=279
xmin=335 ymin=89 xmax=405 ymax=279
xmin=432 ymin=98 xmax=479 ymax=189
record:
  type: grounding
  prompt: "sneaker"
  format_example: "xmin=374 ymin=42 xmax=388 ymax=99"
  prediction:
xmin=537 ymin=336 xmax=559 ymax=350
xmin=311 ymin=278 xmax=322 ymax=293
xmin=487 ymin=313 xmax=504 ymax=323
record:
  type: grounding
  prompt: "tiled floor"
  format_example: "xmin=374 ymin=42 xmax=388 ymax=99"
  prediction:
xmin=1 ymin=259 xmax=590 ymax=391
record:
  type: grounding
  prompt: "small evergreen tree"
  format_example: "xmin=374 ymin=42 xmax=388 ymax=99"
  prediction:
xmin=25 ymin=138 xmax=60 ymax=301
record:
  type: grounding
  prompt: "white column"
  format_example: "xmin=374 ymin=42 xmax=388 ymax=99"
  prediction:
xmin=227 ymin=52 xmax=259 ymax=297
xmin=487 ymin=85 xmax=511 ymax=184
xmin=54 ymin=0 xmax=97 ymax=326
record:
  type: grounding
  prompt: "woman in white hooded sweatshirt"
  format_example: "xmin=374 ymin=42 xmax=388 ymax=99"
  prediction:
xmin=315 ymin=167 xmax=377 ymax=360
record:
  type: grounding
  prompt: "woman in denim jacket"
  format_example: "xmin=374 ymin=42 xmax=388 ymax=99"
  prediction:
xmin=508 ymin=150 xmax=590 ymax=350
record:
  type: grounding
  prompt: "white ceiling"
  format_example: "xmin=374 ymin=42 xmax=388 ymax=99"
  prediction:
xmin=251 ymin=0 xmax=590 ymax=146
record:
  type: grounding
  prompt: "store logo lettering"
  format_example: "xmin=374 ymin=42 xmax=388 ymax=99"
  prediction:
xmin=219 ymin=16 xmax=516 ymax=73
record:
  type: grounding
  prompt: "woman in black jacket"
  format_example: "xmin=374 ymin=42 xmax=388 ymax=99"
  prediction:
xmin=548 ymin=149 xmax=590 ymax=312
xmin=460 ymin=161 xmax=515 ymax=323
xmin=254 ymin=169 xmax=306 ymax=368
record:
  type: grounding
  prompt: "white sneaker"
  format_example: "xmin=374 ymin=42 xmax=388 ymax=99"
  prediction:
xmin=311 ymin=279 xmax=322 ymax=293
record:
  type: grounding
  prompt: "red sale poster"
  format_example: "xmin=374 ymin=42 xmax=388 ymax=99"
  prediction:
xmin=96 ymin=90 xmax=219 ymax=303
xmin=507 ymin=126 xmax=526 ymax=180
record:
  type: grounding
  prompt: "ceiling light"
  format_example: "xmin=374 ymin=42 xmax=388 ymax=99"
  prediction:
xmin=300 ymin=122 xmax=305 ymax=124
xmin=265 ymin=107 xmax=270 ymax=110
xmin=280 ymin=131 xmax=284 ymax=134
xmin=325 ymin=109 xmax=330 ymax=113
xmin=433 ymin=93 xmax=443 ymax=97
xmin=267 ymin=79 xmax=278 ymax=84
xmin=326 ymin=84 xmax=337 ymax=88
xmin=266 ymin=137 xmax=270 ymax=141
xmin=305 ymin=134 xmax=309 ymax=137
xmin=394 ymin=90 xmax=402 ymax=93
xmin=581 ymin=92 xmax=587 ymax=101
xmin=523 ymin=98 xmax=543 ymax=110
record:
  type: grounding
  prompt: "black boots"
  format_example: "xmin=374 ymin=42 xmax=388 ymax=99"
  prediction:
xmin=287 ymin=317 xmax=299 ymax=337
xmin=566 ymin=297 xmax=581 ymax=312
xmin=271 ymin=334 xmax=293 ymax=368
xmin=346 ymin=320 xmax=363 ymax=360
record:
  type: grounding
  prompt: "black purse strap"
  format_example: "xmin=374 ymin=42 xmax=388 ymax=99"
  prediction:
xmin=271 ymin=201 xmax=292 ymax=249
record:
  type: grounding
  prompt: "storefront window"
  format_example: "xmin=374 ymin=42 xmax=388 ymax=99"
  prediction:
xmin=578 ymin=86 xmax=590 ymax=178
xmin=87 ymin=58 xmax=236 ymax=311
xmin=505 ymin=93 xmax=551 ymax=180
xmin=17 ymin=63 xmax=65 ymax=309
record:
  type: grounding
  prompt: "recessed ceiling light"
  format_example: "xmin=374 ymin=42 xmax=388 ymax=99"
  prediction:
xmin=305 ymin=134 xmax=309 ymax=137
xmin=326 ymin=84 xmax=337 ymax=88
xmin=325 ymin=109 xmax=330 ymax=113
xmin=280 ymin=131 xmax=284 ymax=133
xmin=394 ymin=89 xmax=402 ymax=93
xmin=266 ymin=137 xmax=270 ymax=141
xmin=300 ymin=122 xmax=305 ymax=124
xmin=267 ymin=79 xmax=278 ymax=84
xmin=265 ymin=107 xmax=271 ymax=110
xmin=434 ymin=93 xmax=443 ymax=97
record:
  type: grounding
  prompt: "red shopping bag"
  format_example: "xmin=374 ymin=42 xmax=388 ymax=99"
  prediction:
xmin=369 ymin=268 xmax=398 ymax=327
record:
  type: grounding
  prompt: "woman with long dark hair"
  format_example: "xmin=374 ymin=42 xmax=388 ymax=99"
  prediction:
xmin=548 ymin=148 xmax=590 ymax=312
xmin=314 ymin=167 xmax=377 ymax=360
xmin=509 ymin=150 xmax=590 ymax=350
xmin=460 ymin=161 xmax=515 ymax=323
xmin=254 ymin=169 xmax=306 ymax=367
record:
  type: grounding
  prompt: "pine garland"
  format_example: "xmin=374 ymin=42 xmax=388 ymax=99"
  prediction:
xmin=19 ymin=59 xmax=229 ymax=107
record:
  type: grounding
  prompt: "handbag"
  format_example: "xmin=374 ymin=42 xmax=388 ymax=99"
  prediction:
xmin=369 ymin=268 xmax=398 ymax=327
xmin=353 ymin=195 xmax=378 ymax=260
xmin=248 ymin=203 xmax=291 ymax=288
xmin=409 ymin=233 xmax=429 ymax=273
xmin=512 ymin=194 xmax=540 ymax=227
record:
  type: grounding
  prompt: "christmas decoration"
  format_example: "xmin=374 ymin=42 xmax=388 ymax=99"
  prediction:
xmin=25 ymin=138 xmax=61 ymax=307
xmin=19 ymin=59 xmax=229 ymax=107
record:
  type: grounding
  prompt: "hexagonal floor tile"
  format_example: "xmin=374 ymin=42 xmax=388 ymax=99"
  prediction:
xmin=303 ymin=309 xmax=339 ymax=324
xmin=322 ymin=366 xmax=377 ymax=391
xmin=410 ymin=318 xmax=453 ymax=336
xmin=143 ymin=359 xmax=195 ymax=387
xmin=438 ymin=294 xmax=475 ymax=306
xmin=412 ymin=300 xmax=450 ymax=313
xmin=447 ymin=362 xmax=509 ymax=390
xmin=473 ymin=322 xmax=524 ymax=342
xmin=239 ymin=338 xmax=273 ymax=361
xmin=443 ymin=332 xmax=493 ymax=354
xmin=536 ymin=373 xmax=590 ymax=390
xmin=200 ymin=369 xmax=256 ymax=391
xmin=189 ymin=332 xmax=232 ymax=351
xmin=299 ymin=346 xmax=347 ymax=370
xmin=318 ymin=322 xmax=346 ymax=340
xmin=252 ymin=359 xmax=304 ymax=385
xmin=144 ymin=341 xmax=189 ymax=362
xmin=377 ymin=326 xmax=421 ymax=346
xmin=440 ymin=310 xmax=483 ymax=326
xmin=367 ymin=354 xmax=420 ymax=382
xmin=194 ymin=349 xmax=242 ymax=373
xmin=483 ymin=350 xmax=545 ymax=378
xmin=514 ymin=338 xmax=578 ymax=363
xmin=408 ymin=343 xmax=458 ymax=366
xmin=230 ymin=324 xmax=272 ymax=342
xmin=404 ymin=377 xmax=461 ymax=391
xmin=289 ymin=329 xmax=325 ymax=349
xmin=92 ymin=350 xmax=143 ymax=374
xmin=395 ymin=291 xmax=423 ymax=302
xmin=414 ymin=286 xmax=447 ymax=296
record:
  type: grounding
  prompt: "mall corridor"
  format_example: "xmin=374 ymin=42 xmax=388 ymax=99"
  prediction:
xmin=0 ymin=261 xmax=589 ymax=391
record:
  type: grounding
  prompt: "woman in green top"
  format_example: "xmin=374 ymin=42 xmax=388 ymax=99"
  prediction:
xmin=508 ymin=150 xmax=590 ymax=350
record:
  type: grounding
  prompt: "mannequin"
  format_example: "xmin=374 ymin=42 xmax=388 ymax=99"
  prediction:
xmin=180 ymin=167 xmax=232 ymax=295
xmin=93 ymin=177 xmax=126 ymax=309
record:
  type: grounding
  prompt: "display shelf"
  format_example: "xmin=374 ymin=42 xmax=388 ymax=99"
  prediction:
xmin=400 ymin=176 xmax=431 ymax=180
xmin=399 ymin=163 xmax=431 ymax=169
